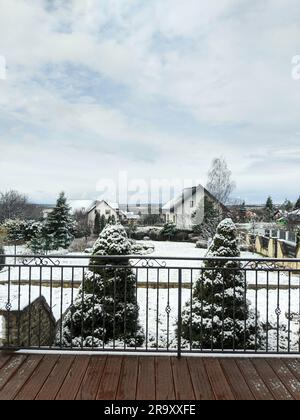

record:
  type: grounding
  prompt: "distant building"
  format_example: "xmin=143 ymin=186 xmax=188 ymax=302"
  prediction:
xmin=86 ymin=201 xmax=121 ymax=227
xmin=163 ymin=185 xmax=229 ymax=230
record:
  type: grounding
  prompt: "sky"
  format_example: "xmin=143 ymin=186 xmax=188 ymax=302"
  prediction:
xmin=0 ymin=0 xmax=300 ymax=205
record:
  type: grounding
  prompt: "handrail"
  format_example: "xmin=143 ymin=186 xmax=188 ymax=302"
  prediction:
xmin=1 ymin=254 xmax=300 ymax=263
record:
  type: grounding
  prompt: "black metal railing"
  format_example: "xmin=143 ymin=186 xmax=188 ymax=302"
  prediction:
xmin=0 ymin=254 xmax=300 ymax=356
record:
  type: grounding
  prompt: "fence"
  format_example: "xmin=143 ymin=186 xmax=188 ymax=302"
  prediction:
xmin=0 ymin=254 xmax=300 ymax=356
xmin=248 ymin=235 xmax=300 ymax=264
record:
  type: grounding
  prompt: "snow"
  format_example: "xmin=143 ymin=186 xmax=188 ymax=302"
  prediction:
xmin=0 ymin=241 xmax=299 ymax=351
xmin=68 ymin=200 xmax=94 ymax=214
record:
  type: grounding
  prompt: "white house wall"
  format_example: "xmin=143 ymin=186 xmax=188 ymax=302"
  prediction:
xmin=87 ymin=202 xmax=119 ymax=226
xmin=165 ymin=189 xmax=205 ymax=230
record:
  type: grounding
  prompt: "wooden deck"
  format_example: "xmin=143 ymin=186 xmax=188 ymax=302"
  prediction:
xmin=0 ymin=353 xmax=300 ymax=400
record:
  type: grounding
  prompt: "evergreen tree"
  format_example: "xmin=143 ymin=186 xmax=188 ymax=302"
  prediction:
xmin=295 ymin=196 xmax=300 ymax=210
xmin=93 ymin=211 xmax=101 ymax=236
xmin=107 ymin=214 xmax=116 ymax=225
xmin=264 ymin=196 xmax=275 ymax=221
xmin=74 ymin=210 xmax=91 ymax=239
xmin=58 ymin=224 xmax=144 ymax=348
xmin=45 ymin=192 xmax=75 ymax=250
xmin=29 ymin=225 xmax=54 ymax=254
xmin=239 ymin=201 xmax=247 ymax=222
xmin=181 ymin=219 xmax=259 ymax=350
xmin=282 ymin=199 xmax=293 ymax=212
xmin=100 ymin=215 xmax=106 ymax=232
xmin=3 ymin=219 xmax=26 ymax=244
xmin=161 ymin=222 xmax=177 ymax=241
xmin=192 ymin=196 xmax=221 ymax=239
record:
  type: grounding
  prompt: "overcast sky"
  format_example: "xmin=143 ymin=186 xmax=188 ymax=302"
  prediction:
xmin=0 ymin=0 xmax=300 ymax=204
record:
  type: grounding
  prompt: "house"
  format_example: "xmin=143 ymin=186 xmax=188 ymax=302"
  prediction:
xmin=68 ymin=200 xmax=141 ymax=227
xmin=162 ymin=185 xmax=229 ymax=230
xmin=86 ymin=201 xmax=121 ymax=227
xmin=121 ymin=211 xmax=141 ymax=225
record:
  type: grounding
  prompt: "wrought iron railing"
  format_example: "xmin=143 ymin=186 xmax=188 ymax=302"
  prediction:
xmin=0 ymin=254 xmax=300 ymax=356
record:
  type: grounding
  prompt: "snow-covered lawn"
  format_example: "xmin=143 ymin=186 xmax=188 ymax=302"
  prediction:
xmin=0 ymin=241 xmax=299 ymax=351
xmin=1 ymin=284 xmax=298 ymax=351
xmin=1 ymin=242 xmax=298 ymax=287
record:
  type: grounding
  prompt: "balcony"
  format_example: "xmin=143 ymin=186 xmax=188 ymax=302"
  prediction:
xmin=0 ymin=253 xmax=300 ymax=400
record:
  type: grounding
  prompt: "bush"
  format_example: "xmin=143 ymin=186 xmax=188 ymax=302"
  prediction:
xmin=161 ymin=223 xmax=177 ymax=240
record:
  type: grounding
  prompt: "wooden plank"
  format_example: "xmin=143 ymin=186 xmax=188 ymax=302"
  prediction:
xmin=284 ymin=359 xmax=300 ymax=382
xmin=56 ymin=356 xmax=90 ymax=400
xmin=97 ymin=356 xmax=123 ymax=400
xmin=136 ymin=357 xmax=156 ymax=400
xmin=155 ymin=357 xmax=175 ymax=401
xmin=0 ymin=354 xmax=11 ymax=370
xmin=187 ymin=358 xmax=215 ymax=400
xmin=220 ymin=359 xmax=254 ymax=400
xmin=116 ymin=357 xmax=139 ymax=400
xmin=15 ymin=355 xmax=60 ymax=400
xmin=204 ymin=359 xmax=235 ymax=401
xmin=0 ymin=355 xmax=43 ymax=400
xmin=35 ymin=356 xmax=75 ymax=400
xmin=0 ymin=355 xmax=27 ymax=391
xmin=267 ymin=359 xmax=300 ymax=400
xmin=236 ymin=359 xmax=274 ymax=400
xmin=252 ymin=359 xmax=293 ymax=400
xmin=76 ymin=356 xmax=107 ymax=401
xmin=172 ymin=357 xmax=195 ymax=401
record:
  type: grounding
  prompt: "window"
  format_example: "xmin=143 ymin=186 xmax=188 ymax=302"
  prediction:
xmin=190 ymin=201 xmax=194 ymax=208
xmin=105 ymin=210 xmax=111 ymax=215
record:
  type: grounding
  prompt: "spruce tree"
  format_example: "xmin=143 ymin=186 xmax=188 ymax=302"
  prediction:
xmin=45 ymin=192 xmax=75 ymax=250
xmin=93 ymin=211 xmax=101 ymax=236
xmin=295 ymin=196 xmax=300 ymax=210
xmin=193 ymin=196 xmax=221 ymax=239
xmin=282 ymin=199 xmax=293 ymax=212
xmin=264 ymin=196 xmax=274 ymax=221
xmin=100 ymin=214 xmax=106 ymax=232
xmin=161 ymin=222 xmax=177 ymax=240
xmin=181 ymin=218 xmax=259 ymax=350
xmin=107 ymin=214 xmax=116 ymax=225
xmin=29 ymin=225 xmax=54 ymax=254
xmin=58 ymin=224 xmax=144 ymax=348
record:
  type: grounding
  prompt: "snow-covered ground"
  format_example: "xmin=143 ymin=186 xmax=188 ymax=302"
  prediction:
xmin=0 ymin=241 xmax=299 ymax=351
xmin=1 ymin=241 xmax=297 ymax=286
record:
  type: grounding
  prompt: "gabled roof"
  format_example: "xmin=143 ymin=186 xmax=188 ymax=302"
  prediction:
xmin=87 ymin=200 xmax=120 ymax=214
xmin=121 ymin=211 xmax=141 ymax=220
xmin=68 ymin=200 xmax=95 ymax=214
xmin=162 ymin=185 xmax=229 ymax=213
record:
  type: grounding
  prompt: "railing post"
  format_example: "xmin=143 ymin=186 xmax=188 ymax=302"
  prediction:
xmin=177 ymin=268 xmax=182 ymax=359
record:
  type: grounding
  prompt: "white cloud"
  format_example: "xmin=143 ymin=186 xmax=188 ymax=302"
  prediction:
xmin=0 ymin=0 xmax=299 ymax=203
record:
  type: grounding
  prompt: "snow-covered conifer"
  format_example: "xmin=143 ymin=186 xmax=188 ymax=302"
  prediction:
xmin=59 ymin=224 xmax=144 ymax=348
xmin=45 ymin=192 xmax=75 ymax=250
xmin=181 ymin=218 xmax=260 ymax=350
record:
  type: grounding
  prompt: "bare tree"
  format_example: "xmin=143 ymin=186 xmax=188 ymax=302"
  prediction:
xmin=206 ymin=157 xmax=236 ymax=204
xmin=0 ymin=190 xmax=42 ymax=222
